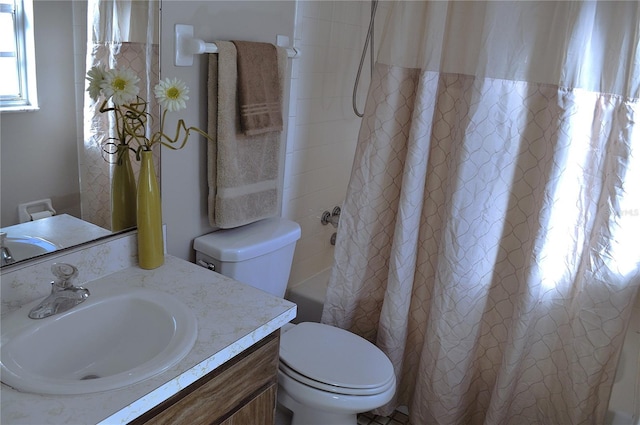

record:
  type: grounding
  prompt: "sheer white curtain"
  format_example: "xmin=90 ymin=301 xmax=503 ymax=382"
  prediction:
xmin=322 ymin=2 xmax=640 ymax=424
xmin=80 ymin=0 xmax=159 ymax=229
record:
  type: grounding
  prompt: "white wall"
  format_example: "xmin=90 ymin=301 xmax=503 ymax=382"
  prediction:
xmin=159 ymin=1 xmax=384 ymax=287
xmin=0 ymin=0 xmax=381 ymax=288
xmin=159 ymin=1 xmax=296 ymax=261
xmin=284 ymin=1 xmax=379 ymax=285
xmin=0 ymin=1 xmax=81 ymax=226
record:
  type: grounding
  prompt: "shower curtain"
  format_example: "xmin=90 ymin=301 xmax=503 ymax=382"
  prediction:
xmin=80 ymin=0 xmax=159 ymax=229
xmin=322 ymin=2 xmax=640 ymax=424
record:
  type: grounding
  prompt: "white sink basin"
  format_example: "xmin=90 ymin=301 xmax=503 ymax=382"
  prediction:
xmin=0 ymin=287 xmax=198 ymax=395
xmin=5 ymin=235 xmax=60 ymax=261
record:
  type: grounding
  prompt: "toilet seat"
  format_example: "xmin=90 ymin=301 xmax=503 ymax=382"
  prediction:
xmin=279 ymin=361 xmax=395 ymax=396
xmin=279 ymin=322 xmax=395 ymax=396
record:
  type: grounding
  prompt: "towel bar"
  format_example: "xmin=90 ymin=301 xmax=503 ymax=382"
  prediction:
xmin=175 ymin=24 xmax=300 ymax=66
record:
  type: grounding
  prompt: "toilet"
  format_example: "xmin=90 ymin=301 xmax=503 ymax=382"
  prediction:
xmin=193 ymin=217 xmax=396 ymax=425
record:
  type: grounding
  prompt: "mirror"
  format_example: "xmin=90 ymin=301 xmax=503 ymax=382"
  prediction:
xmin=0 ymin=0 xmax=160 ymax=267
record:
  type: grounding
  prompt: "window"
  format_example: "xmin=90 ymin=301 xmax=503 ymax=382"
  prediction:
xmin=0 ymin=0 xmax=37 ymax=111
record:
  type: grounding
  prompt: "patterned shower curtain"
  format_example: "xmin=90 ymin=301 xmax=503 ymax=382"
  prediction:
xmin=80 ymin=0 xmax=159 ymax=229
xmin=322 ymin=2 xmax=640 ymax=424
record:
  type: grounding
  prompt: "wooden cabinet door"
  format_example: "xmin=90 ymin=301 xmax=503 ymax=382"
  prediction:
xmin=133 ymin=331 xmax=279 ymax=425
xmin=220 ymin=384 xmax=276 ymax=425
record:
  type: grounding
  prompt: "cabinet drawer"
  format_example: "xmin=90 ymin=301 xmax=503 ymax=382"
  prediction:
xmin=221 ymin=384 xmax=276 ymax=425
xmin=133 ymin=331 xmax=280 ymax=425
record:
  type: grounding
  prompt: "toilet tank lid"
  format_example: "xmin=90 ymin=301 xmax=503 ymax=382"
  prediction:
xmin=193 ymin=218 xmax=301 ymax=262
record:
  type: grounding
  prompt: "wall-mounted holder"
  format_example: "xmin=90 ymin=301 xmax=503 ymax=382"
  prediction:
xmin=174 ymin=24 xmax=300 ymax=67
xmin=18 ymin=199 xmax=56 ymax=223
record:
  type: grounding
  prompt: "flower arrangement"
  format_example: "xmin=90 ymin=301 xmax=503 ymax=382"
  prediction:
xmin=86 ymin=65 xmax=210 ymax=159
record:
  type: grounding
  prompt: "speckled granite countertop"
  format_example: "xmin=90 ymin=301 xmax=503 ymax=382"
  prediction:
xmin=1 ymin=214 xmax=112 ymax=249
xmin=1 ymin=255 xmax=296 ymax=424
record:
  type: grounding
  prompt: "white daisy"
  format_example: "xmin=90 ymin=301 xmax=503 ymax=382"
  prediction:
xmin=154 ymin=78 xmax=189 ymax=112
xmin=100 ymin=68 xmax=140 ymax=106
xmin=86 ymin=65 xmax=107 ymax=101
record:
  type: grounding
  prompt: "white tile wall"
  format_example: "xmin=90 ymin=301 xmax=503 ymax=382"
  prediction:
xmin=283 ymin=1 xmax=379 ymax=286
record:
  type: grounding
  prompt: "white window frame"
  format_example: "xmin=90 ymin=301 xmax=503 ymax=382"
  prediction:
xmin=0 ymin=0 xmax=38 ymax=112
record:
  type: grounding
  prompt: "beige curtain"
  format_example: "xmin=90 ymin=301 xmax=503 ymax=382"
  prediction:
xmin=322 ymin=2 xmax=640 ymax=424
xmin=80 ymin=0 xmax=159 ymax=229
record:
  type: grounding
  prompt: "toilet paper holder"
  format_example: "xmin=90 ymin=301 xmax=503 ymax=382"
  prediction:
xmin=18 ymin=199 xmax=56 ymax=223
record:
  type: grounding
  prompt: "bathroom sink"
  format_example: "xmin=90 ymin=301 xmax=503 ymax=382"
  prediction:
xmin=0 ymin=287 xmax=198 ymax=395
xmin=4 ymin=235 xmax=60 ymax=261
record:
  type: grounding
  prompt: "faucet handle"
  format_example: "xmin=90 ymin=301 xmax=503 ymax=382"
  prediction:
xmin=29 ymin=263 xmax=87 ymax=319
xmin=51 ymin=263 xmax=78 ymax=288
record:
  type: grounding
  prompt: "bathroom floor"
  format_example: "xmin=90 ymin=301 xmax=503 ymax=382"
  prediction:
xmin=357 ymin=410 xmax=410 ymax=425
xmin=276 ymin=405 xmax=410 ymax=425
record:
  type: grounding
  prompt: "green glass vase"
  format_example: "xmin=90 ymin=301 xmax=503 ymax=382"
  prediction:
xmin=111 ymin=144 xmax=137 ymax=231
xmin=137 ymin=149 xmax=164 ymax=269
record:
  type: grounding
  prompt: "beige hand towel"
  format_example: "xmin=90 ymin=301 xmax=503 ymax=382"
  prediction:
xmin=207 ymin=42 xmax=287 ymax=229
xmin=232 ymin=41 xmax=283 ymax=136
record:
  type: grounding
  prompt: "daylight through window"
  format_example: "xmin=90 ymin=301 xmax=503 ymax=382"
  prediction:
xmin=0 ymin=0 xmax=37 ymax=111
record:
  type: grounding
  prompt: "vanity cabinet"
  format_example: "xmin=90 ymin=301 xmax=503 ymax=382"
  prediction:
xmin=132 ymin=331 xmax=280 ymax=425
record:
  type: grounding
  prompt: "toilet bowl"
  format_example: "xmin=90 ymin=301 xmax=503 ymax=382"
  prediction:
xmin=193 ymin=218 xmax=396 ymax=424
xmin=278 ymin=322 xmax=396 ymax=425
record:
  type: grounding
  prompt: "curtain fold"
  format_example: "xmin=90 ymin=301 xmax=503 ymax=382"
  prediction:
xmin=80 ymin=0 xmax=159 ymax=229
xmin=322 ymin=2 xmax=640 ymax=424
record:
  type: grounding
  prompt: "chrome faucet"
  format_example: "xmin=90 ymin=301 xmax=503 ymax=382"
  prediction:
xmin=321 ymin=206 xmax=341 ymax=228
xmin=0 ymin=232 xmax=16 ymax=266
xmin=28 ymin=263 xmax=90 ymax=319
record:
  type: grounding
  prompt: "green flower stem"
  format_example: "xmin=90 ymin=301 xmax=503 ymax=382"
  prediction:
xmin=98 ymin=95 xmax=212 ymax=160
xmin=159 ymin=121 xmax=212 ymax=151
xmin=99 ymin=100 xmax=127 ymax=145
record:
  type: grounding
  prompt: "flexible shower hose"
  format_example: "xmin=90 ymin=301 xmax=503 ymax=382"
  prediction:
xmin=352 ymin=0 xmax=379 ymax=118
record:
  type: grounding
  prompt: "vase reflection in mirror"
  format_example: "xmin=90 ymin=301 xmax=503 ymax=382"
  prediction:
xmin=110 ymin=144 xmax=137 ymax=232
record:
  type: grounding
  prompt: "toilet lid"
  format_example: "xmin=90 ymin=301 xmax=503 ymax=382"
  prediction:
xmin=279 ymin=322 xmax=395 ymax=391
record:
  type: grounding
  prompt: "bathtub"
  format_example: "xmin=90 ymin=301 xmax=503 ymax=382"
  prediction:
xmin=285 ymin=269 xmax=639 ymax=424
xmin=285 ymin=268 xmax=330 ymax=324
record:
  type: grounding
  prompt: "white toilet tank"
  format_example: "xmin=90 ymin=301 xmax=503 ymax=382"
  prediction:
xmin=193 ymin=218 xmax=301 ymax=298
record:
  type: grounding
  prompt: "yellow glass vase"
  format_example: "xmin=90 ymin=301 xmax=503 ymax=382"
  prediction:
xmin=137 ymin=150 xmax=164 ymax=269
xmin=111 ymin=144 xmax=137 ymax=232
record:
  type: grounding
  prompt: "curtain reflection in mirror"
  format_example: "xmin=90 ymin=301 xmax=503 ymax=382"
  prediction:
xmin=80 ymin=0 xmax=159 ymax=230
